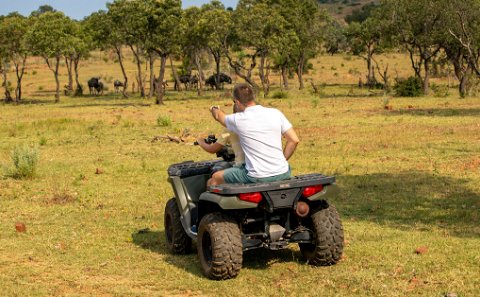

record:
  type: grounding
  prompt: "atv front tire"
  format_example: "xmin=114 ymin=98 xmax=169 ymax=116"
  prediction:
xmin=164 ymin=198 xmax=192 ymax=254
xmin=299 ymin=204 xmax=344 ymax=266
xmin=197 ymin=213 xmax=243 ymax=280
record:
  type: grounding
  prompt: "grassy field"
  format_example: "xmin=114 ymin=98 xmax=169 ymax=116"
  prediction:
xmin=0 ymin=53 xmax=479 ymax=296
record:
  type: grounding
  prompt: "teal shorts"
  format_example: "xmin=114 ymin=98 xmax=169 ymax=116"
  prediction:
xmin=223 ymin=164 xmax=291 ymax=184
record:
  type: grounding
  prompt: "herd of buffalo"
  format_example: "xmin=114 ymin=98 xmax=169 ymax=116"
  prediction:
xmin=87 ymin=73 xmax=232 ymax=96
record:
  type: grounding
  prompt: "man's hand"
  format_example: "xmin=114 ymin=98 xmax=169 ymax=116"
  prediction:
xmin=197 ymin=136 xmax=224 ymax=154
xmin=210 ymin=106 xmax=227 ymax=127
xmin=283 ymin=128 xmax=300 ymax=160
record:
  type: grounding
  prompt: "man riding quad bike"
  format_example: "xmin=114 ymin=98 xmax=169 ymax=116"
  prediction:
xmin=164 ymin=136 xmax=344 ymax=280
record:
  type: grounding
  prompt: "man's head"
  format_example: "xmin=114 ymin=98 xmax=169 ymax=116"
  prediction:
xmin=233 ymin=83 xmax=255 ymax=111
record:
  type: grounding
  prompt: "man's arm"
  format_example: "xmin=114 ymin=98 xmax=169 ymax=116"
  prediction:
xmin=283 ymin=128 xmax=300 ymax=160
xmin=210 ymin=106 xmax=227 ymax=127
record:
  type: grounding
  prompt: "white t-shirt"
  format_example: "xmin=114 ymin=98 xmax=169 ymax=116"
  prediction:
xmin=225 ymin=105 xmax=292 ymax=178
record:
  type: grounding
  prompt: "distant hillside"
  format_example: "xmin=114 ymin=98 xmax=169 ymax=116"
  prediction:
xmin=318 ymin=0 xmax=378 ymax=23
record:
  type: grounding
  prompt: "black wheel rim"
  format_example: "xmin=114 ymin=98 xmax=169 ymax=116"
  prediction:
xmin=165 ymin=213 xmax=173 ymax=243
xmin=202 ymin=231 xmax=213 ymax=266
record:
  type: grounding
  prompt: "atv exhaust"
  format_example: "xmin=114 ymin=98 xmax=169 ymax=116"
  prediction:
xmin=295 ymin=201 xmax=310 ymax=218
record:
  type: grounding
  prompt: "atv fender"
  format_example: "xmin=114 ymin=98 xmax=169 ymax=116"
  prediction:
xmin=306 ymin=183 xmax=340 ymax=202
xmin=199 ymin=192 xmax=258 ymax=209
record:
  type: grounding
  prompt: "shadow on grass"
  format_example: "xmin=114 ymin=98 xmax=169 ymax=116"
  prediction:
xmin=386 ymin=108 xmax=480 ymax=117
xmin=2 ymin=98 xmax=55 ymax=105
xmin=131 ymin=229 xmax=202 ymax=277
xmin=131 ymin=229 xmax=307 ymax=275
xmin=61 ymin=103 xmax=152 ymax=108
xmin=336 ymin=171 xmax=480 ymax=237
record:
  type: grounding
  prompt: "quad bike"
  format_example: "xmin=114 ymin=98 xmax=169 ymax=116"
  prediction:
xmin=164 ymin=138 xmax=344 ymax=280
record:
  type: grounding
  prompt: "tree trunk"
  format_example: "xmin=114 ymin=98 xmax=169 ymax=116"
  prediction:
xmin=459 ymin=74 xmax=468 ymax=98
xmin=423 ymin=59 xmax=430 ymax=95
xmin=194 ymin=51 xmax=204 ymax=96
xmin=54 ymin=56 xmax=60 ymax=102
xmin=73 ymin=57 xmax=82 ymax=96
xmin=156 ymin=54 xmax=167 ymax=105
xmin=14 ymin=55 xmax=27 ymax=102
xmin=65 ymin=56 xmax=73 ymax=95
xmin=212 ymin=50 xmax=221 ymax=90
xmin=281 ymin=64 xmax=289 ymax=90
xmin=149 ymin=53 xmax=155 ymax=98
xmin=258 ymin=55 xmax=270 ymax=97
xmin=115 ymin=46 xmax=128 ymax=98
xmin=296 ymin=52 xmax=306 ymax=90
xmin=1 ymin=60 xmax=13 ymax=102
xmin=130 ymin=45 xmax=145 ymax=97
xmin=170 ymin=56 xmax=182 ymax=92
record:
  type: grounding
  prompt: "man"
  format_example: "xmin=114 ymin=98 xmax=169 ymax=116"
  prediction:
xmin=208 ymin=83 xmax=299 ymax=186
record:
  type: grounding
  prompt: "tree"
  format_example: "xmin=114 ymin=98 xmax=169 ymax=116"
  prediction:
xmin=0 ymin=43 xmax=13 ymax=102
xmin=323 ymin=19 xmax=347 ymax=56
xmin=346 ymin=16 xmax=390 ymax=88
xmin=108 ymin=0 xmax=150 ymax=98
xmin=64 ymin=21 xmax=93 ymax=96
xmin=443 ymin=0 xmax=480 ymax=97
xmin=199 ymin=1 xmax=232 ymax=90
xmin=0 ymin=15 xmax=30 ymax=102
xmin=345 ymin=2 xmax=377 ymax=24
xmin=387 ymin=0 xmax=445 ymax=95
xmin=85 ymin=10 xmax=129 ymax=97
xmin=182 ymin=6 xmax=209 ymax=95
xmin=30 ymin=5 xmax=56 ymax=17
xmin=27 ymin=12 xmax=75 ymax=102
xmin=144 ymin=0 xmax=183 ymax=104
xmin=277 ymin=0 xmax=330 ymax=90
xmin=233 ymin=0 xmax=292 ymax=96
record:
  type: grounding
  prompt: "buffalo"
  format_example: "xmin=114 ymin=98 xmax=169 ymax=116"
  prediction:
xmin=113 ymin=80 xmax=124 ymax=93
xmin=88 ymin=77 xmax=104 ymax=95
xmin=205 ymin=73 xmax=232 ymax=89
xmin=175 ymin=75 xmax=198 ymax=90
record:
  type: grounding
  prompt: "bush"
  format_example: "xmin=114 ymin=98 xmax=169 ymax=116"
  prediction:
xmin=394 ymin=76 xmax=423 ymax=97
xmin=271 ymin=91 xmax=288 ymax=99
xmin=431 ymin=83 xmax=450 ymax=98
xmin=157 ymin=115 xmax=172 ymax=127
xmin=9 ymin=145 xmax=40 ymax=179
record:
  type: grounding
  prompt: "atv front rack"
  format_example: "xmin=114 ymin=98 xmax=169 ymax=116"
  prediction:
xmin=168 ymin=160 xmax=223 ymax=178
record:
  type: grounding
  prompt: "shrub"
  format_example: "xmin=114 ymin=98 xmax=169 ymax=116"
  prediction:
xmin=157 ymin=115 xmax=172 ymax=127
xmin=9 ymin=145 xmax=40 ymax=179
xmin=32 ymin=70 xmax=38 ymax=75
xmin=271 ymin=91 xmax=288 ymax=99
xmin=431 ymin=83 xmax=450 ymax=98
xmin=39 ymin=137 xmax=47 ymax=146
xmin=394 ymin=76 xmax=423 ymax=97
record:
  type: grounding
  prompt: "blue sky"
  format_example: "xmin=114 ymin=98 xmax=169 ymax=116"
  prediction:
xmin=0 ymin=0 xmax=239 ymax=20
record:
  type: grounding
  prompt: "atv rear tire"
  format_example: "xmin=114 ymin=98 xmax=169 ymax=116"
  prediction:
xmin=164 ymin=198 xmax=192 ymax=254
xmin=299 ymin=204 xmax=344 ymax=266
xmin=197 ymin=213 xmax=243 ymax=280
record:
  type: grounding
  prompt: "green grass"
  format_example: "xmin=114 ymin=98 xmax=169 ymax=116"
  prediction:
xmin=0 ymin=53 xmax=479 ymax=295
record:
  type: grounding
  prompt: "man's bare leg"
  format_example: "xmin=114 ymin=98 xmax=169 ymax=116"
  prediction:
xmin=207 ymin=170 xmax=225 ymax=186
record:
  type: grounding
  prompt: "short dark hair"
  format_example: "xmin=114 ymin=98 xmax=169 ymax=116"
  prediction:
xmin=233 ymin=83 xmax=255 ymax=105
